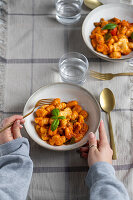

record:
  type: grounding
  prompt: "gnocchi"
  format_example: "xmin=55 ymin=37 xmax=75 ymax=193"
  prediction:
xmin=90 ymin=17 xmax=133 ymax=58
xmin=34 ymin=98 xmax=89 ymax=146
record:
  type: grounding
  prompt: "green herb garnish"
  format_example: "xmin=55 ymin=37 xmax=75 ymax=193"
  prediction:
xmin=51 ymin=119 xmax=59 ymax=131
xmin=131 ymin=32 xmax=133 ymax=40
xmin=51 ymin=116 xmax=58 ymax=119
xmin=58 ymin=116 xmax=65 ymax=120
xmin=51 ymin=108 xmax=59 ymax=116
xmin=104 ymin=33 xmax=112 ymax=41
xmin=51 ymin=109 xmax=65 ymax=131
xmin=65 ymin=137 xmax=76 ymax=145
xmin=70 ymin=137 xmax=75 ymax=144
xmin=102 ymin=23 xmax=117 ymax=30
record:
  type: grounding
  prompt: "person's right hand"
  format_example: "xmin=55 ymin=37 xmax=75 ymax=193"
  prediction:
xmin=80 ymin=120 xmax=113 ymax=167
xmin=0 ymin=115 xmax=25 ymax=145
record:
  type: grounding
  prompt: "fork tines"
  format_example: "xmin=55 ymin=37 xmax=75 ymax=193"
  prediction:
xmin=38 ymin=98 xmax=54 ymax=105
xmin=90 ymin=70 xmax=112 ymax=80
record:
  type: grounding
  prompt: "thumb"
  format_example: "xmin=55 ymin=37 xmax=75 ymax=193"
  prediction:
xmin=12 ymin=120 xmax=22 ymax=139
xmin=88 ymin=132 xmax=97 ymax=150
xmin=99 ymin=120 xmax=109 ymax=146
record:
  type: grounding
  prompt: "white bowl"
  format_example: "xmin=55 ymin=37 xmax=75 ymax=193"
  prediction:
xmin=23 ymin=83 xmax=101 ymax=151
xmin=82 ymin=3 xmax=133 ymax=62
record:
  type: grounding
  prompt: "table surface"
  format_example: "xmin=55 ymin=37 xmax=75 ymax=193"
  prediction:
xmin=0 ymin=0 xmax=133 ymax=199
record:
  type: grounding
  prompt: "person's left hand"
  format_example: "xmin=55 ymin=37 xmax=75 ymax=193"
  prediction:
xmin=0 ymin=115 xmax=25 ymax=145
xmin=79 ymin=120 xmax=113 ymax=167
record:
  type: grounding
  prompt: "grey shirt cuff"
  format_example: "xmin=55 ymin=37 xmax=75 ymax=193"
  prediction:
xmin=0 ymin=137 xmax=29 ymax=156
xmin=85 ymin=162 xmax=115 ymax=189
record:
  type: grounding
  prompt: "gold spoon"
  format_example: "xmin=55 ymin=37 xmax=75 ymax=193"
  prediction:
xmin=84 ymin=0 xmax=102 ymax=9
xmin=100 ymin=88 xmax=117 ymax=160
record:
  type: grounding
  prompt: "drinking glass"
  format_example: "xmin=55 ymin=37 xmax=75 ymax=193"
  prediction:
xmin=120 ymin=0 xmax=133 ymax=4
xmin=59 ymin=52 xmax=89 ymax=84
xmin=55 ymin=0 xmax=83 ymax=25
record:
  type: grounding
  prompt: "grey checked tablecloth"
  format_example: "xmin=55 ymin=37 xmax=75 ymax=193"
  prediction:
xmin=0 ymin=0 xmax=133 ymax=199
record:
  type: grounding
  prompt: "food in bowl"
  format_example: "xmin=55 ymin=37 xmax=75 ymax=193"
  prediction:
xmin=90 ymin=17 xmax=133 ymax=59
xmin=34 ymin=98 xmax=89 ymax=146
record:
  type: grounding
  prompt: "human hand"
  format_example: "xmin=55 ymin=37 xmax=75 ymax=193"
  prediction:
xmin=0 ymin=115 xmax=25 ymax=145
xmin=80 ymin=120 xmax=113 ymax=167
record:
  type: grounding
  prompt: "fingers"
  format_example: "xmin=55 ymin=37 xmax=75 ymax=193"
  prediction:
xmin=88 ymin=132 xmax=97 ymax=151
xmin=19 ymin=124 xmax=23 ymax=129
xmin=20 ymin=119 xmax=25 ymax=129
xmin=12 ymin=120 xmax=22 ymax=139
xmin=80 ymin=146 xmax=89 ymax=153
xmin=3 ymin=115 xmax=23 ymax=127
xmin=82 ymin=141 xmax=89 ymax=147
xmin=20 ymin=119 xmax=25 ymax=124
xmin=80 ymin=147 xmax=89 ymax=159
xmin=99 ymin=120 xmax=109 ymax=145
xmin=80 ymin=152 xmax=88 ymax=159
xmin=80 ymin=134 xmax=97 ymax=160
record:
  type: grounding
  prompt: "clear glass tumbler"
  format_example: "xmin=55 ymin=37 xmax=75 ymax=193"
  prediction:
xmin=120 ymin=0 xmax=133 ymax=4
xmin=55 ymin=0 xmax=83 ymax=25
xmin=59 ymin=52 xmax=89 ymax=85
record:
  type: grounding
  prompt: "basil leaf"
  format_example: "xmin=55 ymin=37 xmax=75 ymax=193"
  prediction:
xmin=65 ymin=137 xmax=75 ymax=145
xmin=102 ymin=23 xmax=117 ymax=30
xmin=51 ymin=119 xmax=59 ymax=131
xmin=70 ymin=137 xmax=75 ymax=144
xmin=131 ymin=32 xmax=133 ymax=40
xmin=71 ymin=119 xmax=77 ymax=123
xmin=51 ymin=118 xmax=57 ymax=127
xmin=64 ymin=140 xmax=70 ymax=145
xmin=58 ymin=116 xmax=65 ymax=120
xmin=51 ymin=116 xmax=58 ymax=119
xmin=51 ymin=109 xmax=59 ymax=117
xmin=104 ymin=33 xmax=112 ymax=41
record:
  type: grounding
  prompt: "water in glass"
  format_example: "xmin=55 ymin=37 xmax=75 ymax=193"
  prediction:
xmin=55 ymin=0 xmax=82 ymax=25
xmin=120 ymin=0 xmax=133 ymax=4
xmin=59 ymin=57 xmax=88 ymax=84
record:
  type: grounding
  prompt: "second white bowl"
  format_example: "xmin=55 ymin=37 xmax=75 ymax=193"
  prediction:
xmin=82 ymin=3 xmax=133 ymax=62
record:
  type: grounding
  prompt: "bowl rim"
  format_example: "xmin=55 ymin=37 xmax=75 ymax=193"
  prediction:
xmin=23 ymin=82 xmax=101 ymax=151
xmin=82 ymin=3 xmax=133 ymax=61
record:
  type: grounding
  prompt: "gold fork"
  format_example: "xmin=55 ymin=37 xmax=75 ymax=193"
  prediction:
xmin=0 ymin=98 xmax=53 ymax=133
xmin=90 ymin=70 xmax=133 ymax=80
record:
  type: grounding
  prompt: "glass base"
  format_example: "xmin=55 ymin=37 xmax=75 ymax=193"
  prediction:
xmin=61 ymin=76 xmax=86 ymax=85
xmin=56 ymin=14 xmax=81 ymax=25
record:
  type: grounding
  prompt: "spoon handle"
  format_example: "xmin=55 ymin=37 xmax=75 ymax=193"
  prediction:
xmin=108 ymin=112 xmax=117 ymax=160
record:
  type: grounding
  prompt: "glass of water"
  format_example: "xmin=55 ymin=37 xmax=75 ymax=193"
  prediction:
xmin=55 ymin=0 xmax=83 ymax=25
xmin=59 ymin=52 xmax=89 ymax=84
xmin=120 ymin=0 xmax=133 ymax=4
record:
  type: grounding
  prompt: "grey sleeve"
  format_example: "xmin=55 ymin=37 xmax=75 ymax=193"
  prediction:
xmin=85 ymin=162 xmax=130 ymax=200
xmin=0 ymin=137 xmax=33 ymax=200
